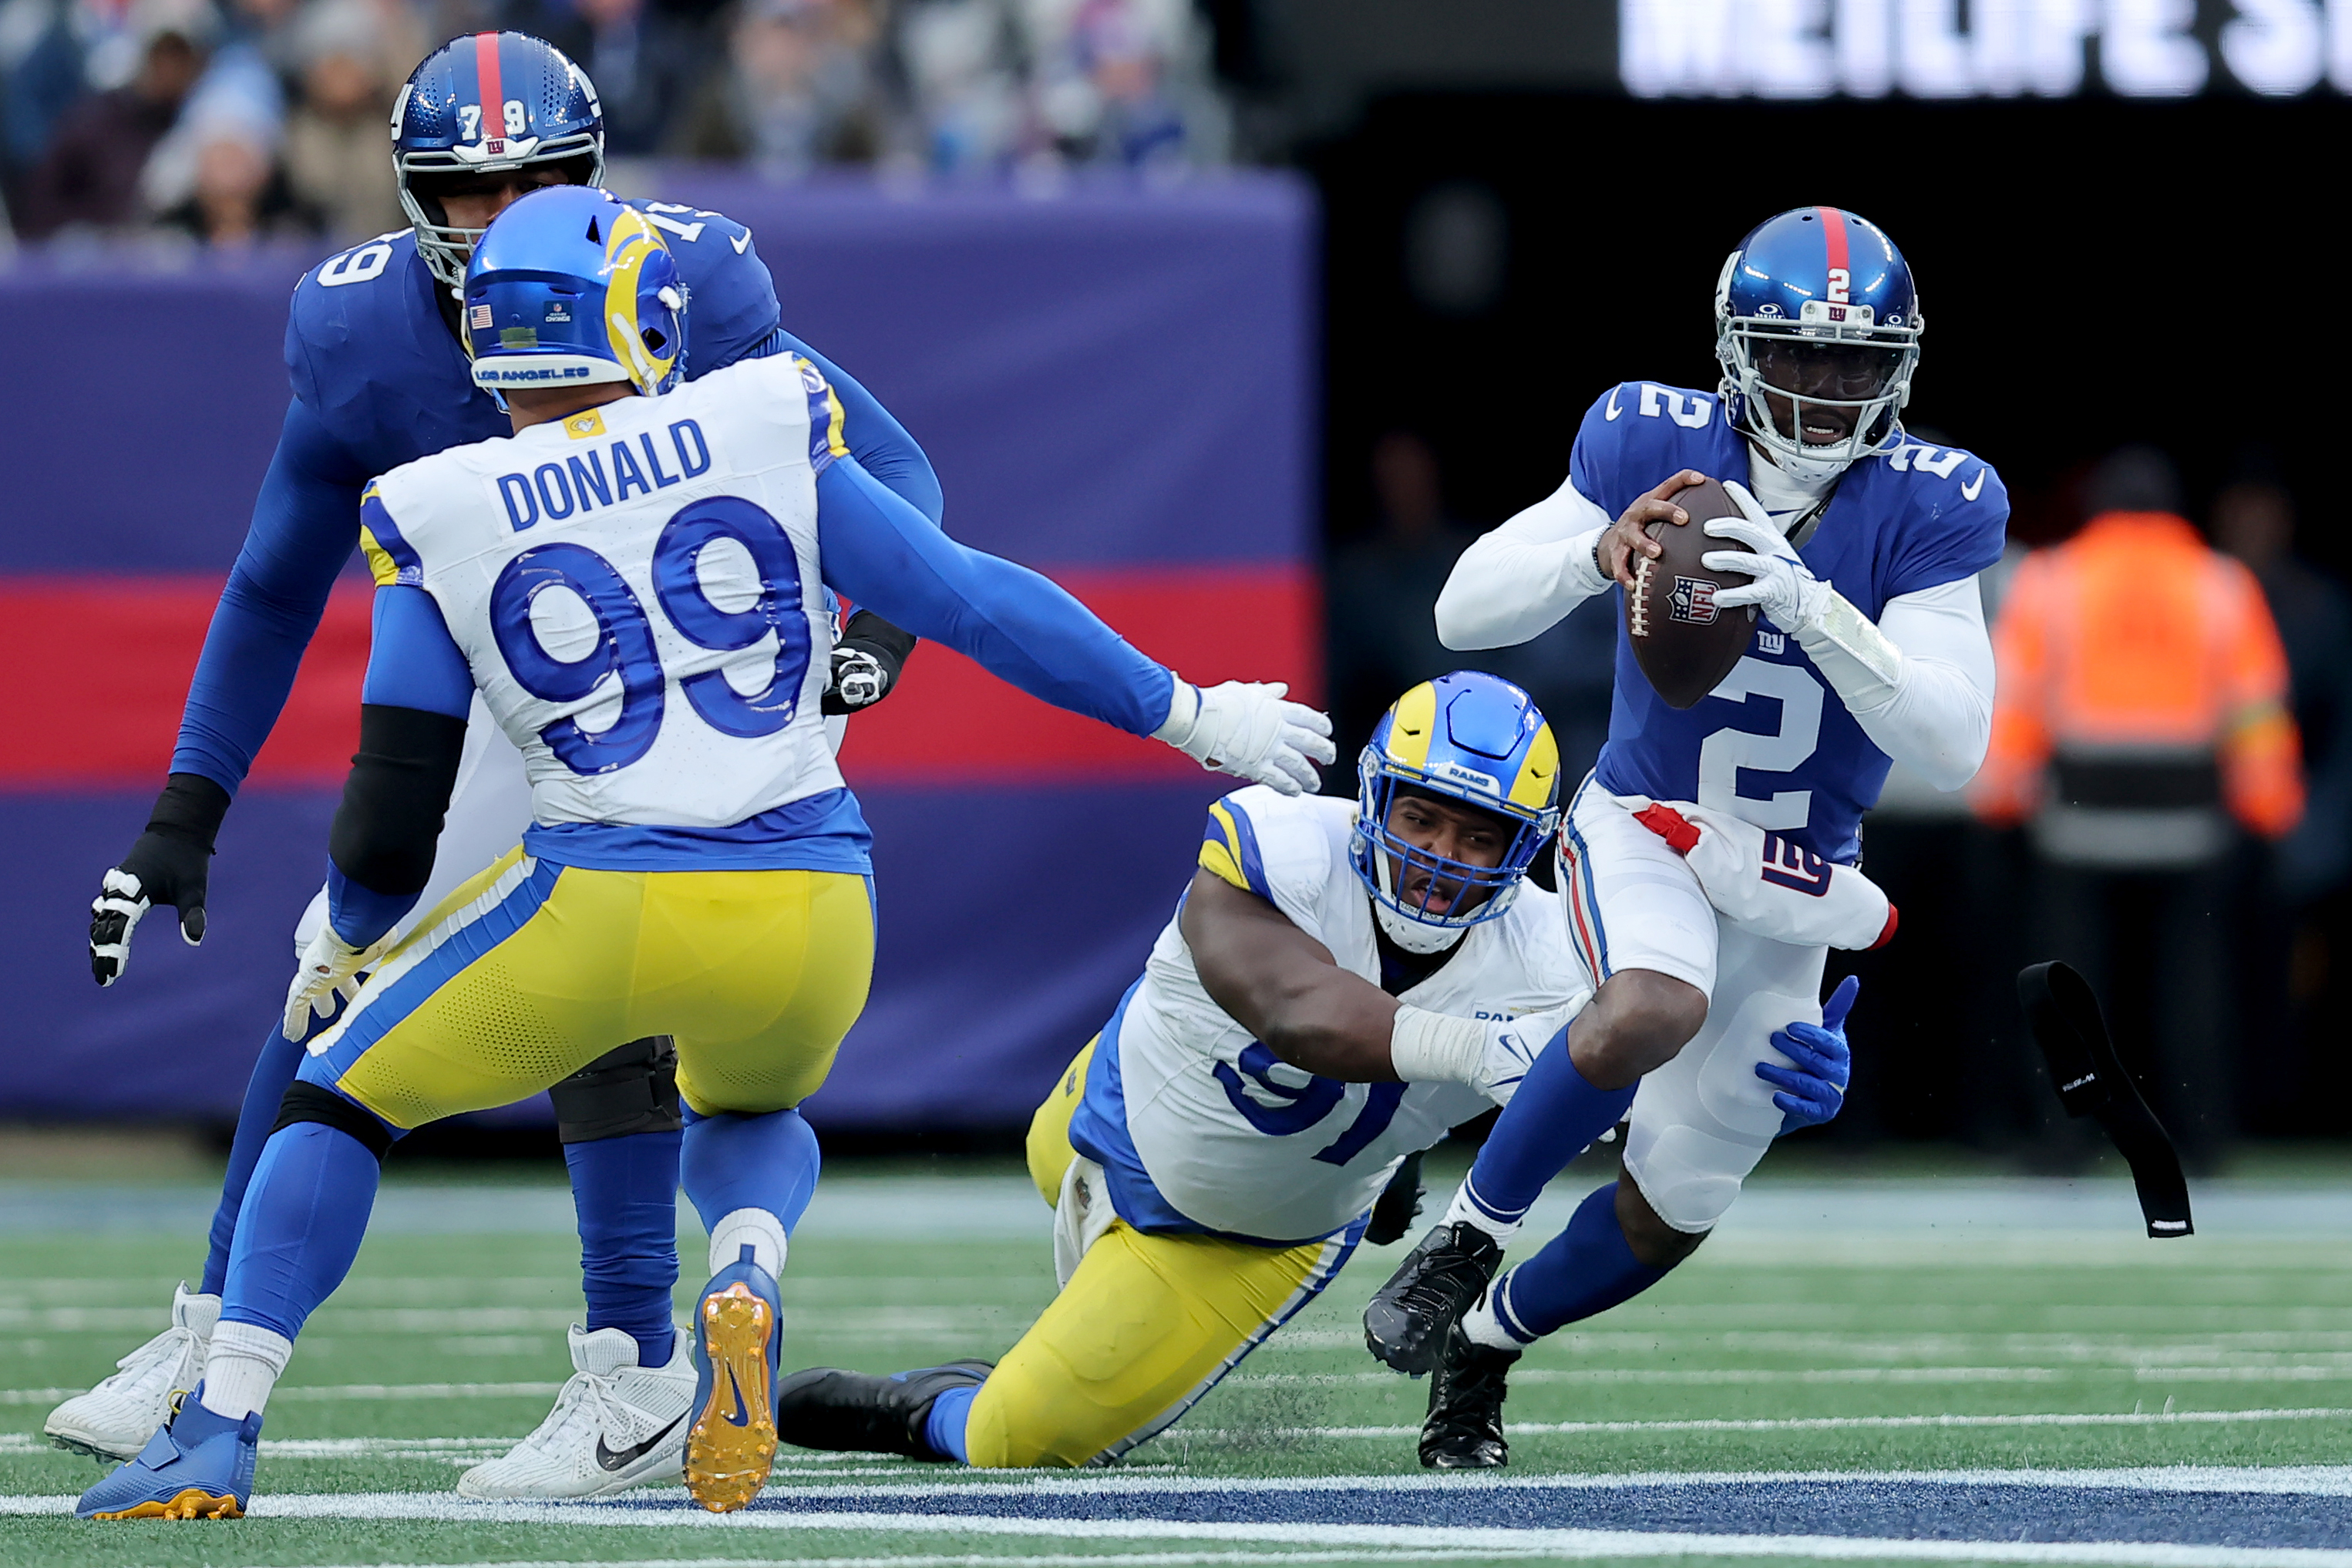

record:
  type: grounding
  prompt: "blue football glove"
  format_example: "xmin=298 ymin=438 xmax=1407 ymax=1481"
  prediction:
xmin=1758 ymin=974 xmax=1856 ymax=1134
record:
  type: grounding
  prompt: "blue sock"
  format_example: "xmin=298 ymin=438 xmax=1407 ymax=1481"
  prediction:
xmin=923 ymin=1381 xmax=977 ymax=1462
xmin=202 ymin=1008 xmax=344 ymax=1297
xmin=565 ymin=1130 xmax=681 ymax=1368
xmin=1460 ymin=1030 xmax=1636 ymax=1229
xmin=678 ymin=1105 xmax=821 ymax=1242
xmin=1489 ymin=1182 xmax=1668 ymax=1342
xmin=220 ymin=1120 xmax=384 ymax=1341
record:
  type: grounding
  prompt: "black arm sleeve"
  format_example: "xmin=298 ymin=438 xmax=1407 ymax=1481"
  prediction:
xmin=328 ymin=704 xmax=469 ymax=898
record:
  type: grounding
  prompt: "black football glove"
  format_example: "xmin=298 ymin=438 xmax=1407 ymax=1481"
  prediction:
xmin=822 ymin=610 xmax=917 ymax=716
xmin=89 ymin=773 xmax=230 ymax=987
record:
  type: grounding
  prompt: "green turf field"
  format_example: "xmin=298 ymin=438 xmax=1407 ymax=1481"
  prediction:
xmin=4 ymin=1158 xmax=2351 ymax=1567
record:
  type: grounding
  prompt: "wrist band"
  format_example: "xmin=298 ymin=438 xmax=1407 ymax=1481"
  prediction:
xmin=1389 ymin=1004 xmax=1487 ymax=1085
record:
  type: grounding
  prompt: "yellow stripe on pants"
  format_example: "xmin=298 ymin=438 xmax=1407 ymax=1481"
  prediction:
xmin=965 ymin=1040 xmax=1347 ymax=1469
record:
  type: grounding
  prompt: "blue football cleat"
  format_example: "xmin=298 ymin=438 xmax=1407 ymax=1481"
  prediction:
xmin=684 ymin=1243 xmax=782 ymax=1512
xmin=76 ymin=1384 xmax=260 ymax=1519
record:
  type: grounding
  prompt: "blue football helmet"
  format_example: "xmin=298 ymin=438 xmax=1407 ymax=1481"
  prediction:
xmin=466 ymin=187 xmax=685 ymax=397
xmin=393 ymin=32 xmax=605 ymax=292
xmin=1350 ymin=671 xmax=1562 ymax=951
xmin=1714 ymin=207 xmax=1922 ymax=482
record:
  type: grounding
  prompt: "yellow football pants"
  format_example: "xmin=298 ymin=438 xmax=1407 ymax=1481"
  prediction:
xmin=303 ymin=846 xmax=875 ymax=1127
xmin=964 ymin=1038 xmax=1359 ymax=1469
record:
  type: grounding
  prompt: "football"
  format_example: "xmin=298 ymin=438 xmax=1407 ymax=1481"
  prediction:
xmin=1622 ymin=476 xmax=1757 ymax=709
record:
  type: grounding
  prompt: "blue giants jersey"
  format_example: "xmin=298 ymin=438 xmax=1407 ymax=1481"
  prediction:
xmin=1573 ymin=381 xmax=2007 ymax=863
xmin=289 ymin=201 xmax=780 ymax=478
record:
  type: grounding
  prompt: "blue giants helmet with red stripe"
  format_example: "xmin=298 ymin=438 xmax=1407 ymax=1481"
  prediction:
xmin=393 ymin=33 xmax=605 ymax=293
xmin=1714 ymin=207 xmax=1922 ymax=483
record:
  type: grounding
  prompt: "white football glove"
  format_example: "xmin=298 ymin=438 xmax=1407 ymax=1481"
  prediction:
xmin=825 ymin=645 xmax=888 ymax=712
xmin=1700 ymin=480 xmax=1832 ymax=634
xmin=1153 ymin=680 xmax=1337 ymax=797
xmin=1622 ymin=795 xmax=1896 ymax=951
xmin=283 ymin=924 xmax=393 ymax=1043
xmin=1472 ymin=1001 xmax=1578 ymax=1107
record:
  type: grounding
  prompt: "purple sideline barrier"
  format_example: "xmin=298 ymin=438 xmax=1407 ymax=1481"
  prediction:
xmin=0 ymin=171 xmax=1317 ymax=1132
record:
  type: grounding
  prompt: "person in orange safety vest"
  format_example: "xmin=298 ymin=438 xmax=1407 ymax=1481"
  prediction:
xmin=1972 ymin=447 xmax=2302 ymax=1163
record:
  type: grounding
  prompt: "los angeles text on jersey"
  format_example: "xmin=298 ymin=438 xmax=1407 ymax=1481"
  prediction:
xmin=495 ymin=420 xmax=715 ymax=530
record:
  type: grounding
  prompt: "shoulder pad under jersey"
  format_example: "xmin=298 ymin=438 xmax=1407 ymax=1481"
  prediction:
xmin=1568 ymin=380 xmax=1746 ymax=520
xmin=288 ymin=229 xmax=507 ymax=478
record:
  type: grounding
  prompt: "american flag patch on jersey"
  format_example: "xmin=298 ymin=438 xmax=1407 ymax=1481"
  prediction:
xmin=469 ymin=304 xmax=493 ymax=330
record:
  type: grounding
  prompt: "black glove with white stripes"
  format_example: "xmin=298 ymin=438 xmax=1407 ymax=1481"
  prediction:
xmin=89 ymin=774 xmax=230 ymax=986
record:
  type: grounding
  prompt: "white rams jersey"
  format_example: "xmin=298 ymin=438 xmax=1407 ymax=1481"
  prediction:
xmin=1104 ymin=786 xmax=1587 ymax=1244
xmin=358 ymin=355 xmax=846 ymax=842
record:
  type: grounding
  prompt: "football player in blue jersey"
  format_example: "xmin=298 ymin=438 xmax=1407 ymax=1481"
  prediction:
xmin=1362 ymin=206 xmax=2003 ymax=1465
xmin=60 ymin=32 xmax=933 ymax=1498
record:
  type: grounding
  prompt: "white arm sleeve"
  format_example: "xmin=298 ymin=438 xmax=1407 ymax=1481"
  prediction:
xmin=1434 ymin=474 xmax=1614 ymax=650
xmin=1794 ymin=575 xmax=1994 ymax=792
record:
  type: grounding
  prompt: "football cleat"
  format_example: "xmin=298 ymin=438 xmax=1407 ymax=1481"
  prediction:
xmin=1419 ymin=1320 xmax=1517 ymax=1469
xmin=1362 ymin=1222 xmax=1502 ymax=1375
xmin=46 ymin=1282 xmax=217 ymax=1461
xmin=684 ymin=1246 xmax=783 ymax=1512
xmin=456 ymin=1324 xmax=693 ymax=1499
xmin=76 ymin=1384 xmax=260 ymax=1519
xmin=774 ymin=1360 xmax=994 ymax=1460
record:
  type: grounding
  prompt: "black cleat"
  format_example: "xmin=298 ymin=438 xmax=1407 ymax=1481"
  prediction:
xmin=1362 ymin=1222 xmax=1502 ymax=1375
xmin=1419 ymin=1321 xmax=1517 ymax=1469
xmin=773 ymin=1359 xmax=993 ymax=1461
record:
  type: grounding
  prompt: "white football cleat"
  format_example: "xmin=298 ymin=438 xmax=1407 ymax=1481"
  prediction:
xmin=45 ymin=1282 xmax=218 ymax=1460
xmin=456 ymin=1324 xmax=694 ymax=1499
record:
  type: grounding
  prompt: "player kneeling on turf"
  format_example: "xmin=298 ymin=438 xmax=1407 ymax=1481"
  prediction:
xmin=769 ymin=672 xmax=1858 ymax=1470
xmin=72 ymin=185 xmax=1333 ymax=1523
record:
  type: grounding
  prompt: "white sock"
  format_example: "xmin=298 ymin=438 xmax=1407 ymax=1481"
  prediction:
xmin=1442 ymin=1183 xmax=1523 ymax=1247
xmin=1460 ymin=1274 xmax=1528 ymax=1351
xmin=199 ymin=1321 xmax=293 ymax=1421
xmin=708 ymin=1206 xmax=788 ymax=1280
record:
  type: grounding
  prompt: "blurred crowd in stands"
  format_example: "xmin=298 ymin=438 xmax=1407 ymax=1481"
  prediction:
xmin=1329 ymin=438 xmax=2352 ymax=1161
xmin=0 ymin=0 xmax=1230 ymax=244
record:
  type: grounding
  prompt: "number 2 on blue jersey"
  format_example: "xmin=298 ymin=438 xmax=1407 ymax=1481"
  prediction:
xmin=489 ymin=494 xmax=811 ymax=775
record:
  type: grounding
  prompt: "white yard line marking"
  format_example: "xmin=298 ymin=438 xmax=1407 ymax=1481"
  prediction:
xmin=3 ymin=1492 xmax=2351 ymax=1566
xmin=268 ymin=1556 xmax=1545 ymax=1568
xmin=0 ymin=1380 xmax=562 ymax=1406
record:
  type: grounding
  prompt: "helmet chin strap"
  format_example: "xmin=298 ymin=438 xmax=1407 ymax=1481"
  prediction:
xmin=1370 ymin=856 xmax=1471 ymax=956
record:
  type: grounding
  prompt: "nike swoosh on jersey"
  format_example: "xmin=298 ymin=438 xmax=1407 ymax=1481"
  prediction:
xmin=1962 ymin=469 xmax=1986 ymax=501
xmin=730 ymin=232 xmax=752 ymax=254
xmin=1604 ymin=385 xmax=1624 ymax=421
xmin=595 ymin=1412 xmax=686 ymax=1472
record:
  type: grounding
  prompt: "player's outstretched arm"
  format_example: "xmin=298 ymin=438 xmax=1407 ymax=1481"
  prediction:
xmin=815 ymin=456 xmax=1334 ymax=794
xmin=1182 ymin=869 xmax=1573 ymax=1101
xmin=765 ymin=331 xmax=944 ymax=526
xmin=88 ymin=399 xmax=369 ymax=986
xmin=282 ymin=584 xmax=471 ymax=1039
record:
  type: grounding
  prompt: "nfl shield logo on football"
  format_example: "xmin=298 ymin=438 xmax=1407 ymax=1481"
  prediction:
xmin=1668 ymin=575 xmax=1720 ymax=626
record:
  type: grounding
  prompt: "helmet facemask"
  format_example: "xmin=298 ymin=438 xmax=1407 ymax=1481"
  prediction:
xmin=1351 ymin=768 xmax=1551 ymax=951
xmin=400 ymin=146 xmax=603 ymax=296
xmin=1718 ymin=301 xmax=1920 ymax=482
